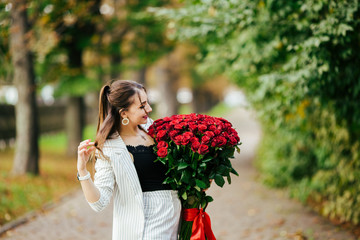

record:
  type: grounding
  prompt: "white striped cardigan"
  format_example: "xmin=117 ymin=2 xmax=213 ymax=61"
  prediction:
xmin=88 ymin=120 xmax=153 ymax=240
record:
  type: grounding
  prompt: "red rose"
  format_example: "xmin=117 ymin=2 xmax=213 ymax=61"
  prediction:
xmin=190 ymin=137 xmax=199 ymax=143
xmin=214 ymin=129 xmax=221 ymax=135
xmin=174 ymin=124 xmax=183 ymax=130
xmin=198 ymin=144 xmax=209 ymax=155
xmin=181 ymin=137 xmax=190 ymax=145
xmin=156 ymin=125 xmax=164 ymax=131
xmin=156 ymin=130 xmax=167 ymax=141
xmin=189 ymin=124 xmax=198 ymax=132
xmin=170 ymin=119 xmax=181 ymax=125
xmin=211 ymin=139 xmax=217 ymax=148
xmin=211 ymin=136 xmax=227 ymax=147
xmin=201 ymin=135 xmax=211 ymax=145
xmin=180 ymin=132 xmax=193 ymax=145
xmin=198 ymin=124 xmax=207 ymax=133
xmin=163 ymin=117 xmax=171 ymax=122
xmin=219 ymin=117 xmax=230 ymax=124
xmin=157 ymin=147 xmax=168 ymax=158
xmin=157 ymin=141 xmax=168 ymax=149
xmin=191 ymin=141 xmax=201 ymax=152
xmin=147 ymin=126 xmax=155 ymax=138
xmin=204 ymin=131 xmax=215 ymax=138
xmin=220 ymin=132 xmax=228 ymax=139
xmin=229 ymin=136 xmax=238 ymax=146
xmin=209 ymin=125 xmax=217 ymax=131
xmin=174 ymin=135 xmax=183 ymax=145
xmin=216 ymin=136 xmax=227 ymax=147
xmin=215 ymin=119 xmax=223 ymax=125
xmin=183 ymin=132 xmax=194 ymax=140
xmin=169 ymin=130 xmax=179 ymax=140
xmin=154 ymin=119 xmax=164 ymax=125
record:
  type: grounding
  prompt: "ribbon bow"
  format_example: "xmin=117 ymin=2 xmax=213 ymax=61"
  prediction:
xmin=183 ymin=208 xmax=216 ymax=240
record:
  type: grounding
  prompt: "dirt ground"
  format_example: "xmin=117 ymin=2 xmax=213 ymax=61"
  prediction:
xmin=0 ymin=106 xmax=357 ymax=240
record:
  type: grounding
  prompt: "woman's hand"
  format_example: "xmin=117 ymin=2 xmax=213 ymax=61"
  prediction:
xmin=77 ymin=139 xmax=95 ymax=174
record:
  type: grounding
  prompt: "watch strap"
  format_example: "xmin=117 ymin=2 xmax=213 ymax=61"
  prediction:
xmin=77 ymin=171 xmax=91 ymax=181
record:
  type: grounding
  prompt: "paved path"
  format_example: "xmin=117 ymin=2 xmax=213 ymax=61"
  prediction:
xmin=1 ymin=107 xmax=357 ymax=240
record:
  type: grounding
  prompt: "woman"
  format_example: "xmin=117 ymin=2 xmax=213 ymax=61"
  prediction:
xmin=77 ymin=80 xmax=181 ymax=240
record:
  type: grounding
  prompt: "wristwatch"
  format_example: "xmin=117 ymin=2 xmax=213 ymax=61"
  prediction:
xmin=77 ymin=171 xmax=91 ymax=181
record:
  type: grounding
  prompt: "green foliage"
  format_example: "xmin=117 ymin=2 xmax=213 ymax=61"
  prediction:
xmin=0 ymin=2 xmax=11 ymax=83
xmin=159 ymin=140 xmax=238 ymax=210
xmin=154 ymin=0 xmax=360 ymax=226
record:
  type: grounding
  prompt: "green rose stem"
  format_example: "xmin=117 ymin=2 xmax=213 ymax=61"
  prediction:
xmin=179 ymin=196 xmax=203 ymax=240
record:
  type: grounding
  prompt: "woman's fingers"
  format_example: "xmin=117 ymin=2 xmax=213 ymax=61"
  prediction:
xmin=78 ymin=145 xmax=96 ymax=161
xmin=85 ymin=146 xmax=96 ymax=155
xmin=78 ymin=141 xmax=95 ymax=151
xmin=79 ymin=139 xmax=91 ymax=145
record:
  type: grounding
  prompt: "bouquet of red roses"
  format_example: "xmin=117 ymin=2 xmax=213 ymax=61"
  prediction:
xmin=148 ymin=113 xmax=241 ymax=240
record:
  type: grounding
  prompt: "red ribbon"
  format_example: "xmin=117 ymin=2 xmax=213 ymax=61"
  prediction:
xmin=183 ymin=208 xmax=216 ymax=240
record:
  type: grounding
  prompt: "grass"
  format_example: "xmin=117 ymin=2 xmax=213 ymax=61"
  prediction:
xmin=205 ymin=102 xmax=234 ymax=117
xmin=0 ymin=125 xmax=96 ymax=227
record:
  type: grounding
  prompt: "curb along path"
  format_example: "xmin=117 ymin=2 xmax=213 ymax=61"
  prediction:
xmin=1 ymin=106 xmax=357 ymax=240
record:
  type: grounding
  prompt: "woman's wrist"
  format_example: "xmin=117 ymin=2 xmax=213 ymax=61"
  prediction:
xmin=78 ymin=169 xmax=88 ymax=176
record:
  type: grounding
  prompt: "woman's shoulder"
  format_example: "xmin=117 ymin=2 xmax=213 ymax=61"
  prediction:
xmin=103 ymin=134 xmax=127 ymax=152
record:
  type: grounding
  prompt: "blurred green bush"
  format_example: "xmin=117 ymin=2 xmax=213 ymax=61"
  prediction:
xmin=154 ymin=0 xmax=360 ymax=225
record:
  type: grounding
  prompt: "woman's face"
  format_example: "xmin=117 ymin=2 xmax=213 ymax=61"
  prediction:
xmin=122 ymin=89 xmax=152 ymax=126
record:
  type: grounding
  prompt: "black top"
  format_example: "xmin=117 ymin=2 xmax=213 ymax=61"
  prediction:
xmin=126 ymin=144 xmax=171 ymax=192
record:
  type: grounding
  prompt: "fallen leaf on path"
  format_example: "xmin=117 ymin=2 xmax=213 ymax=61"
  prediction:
xmin=269 ymin=218 xmax=286 ymax=227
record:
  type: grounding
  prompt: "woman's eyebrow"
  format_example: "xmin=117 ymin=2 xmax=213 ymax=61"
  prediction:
xmin=140 ymin=100 xmax=147 ymax=105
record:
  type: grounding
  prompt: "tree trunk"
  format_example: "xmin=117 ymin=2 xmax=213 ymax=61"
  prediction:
xmin=155 ymin=66 xmax=179 ymax=117
xmin=10 ymin=0 xmax=39 ymax=175
xmin=192 ymin=88 xmax=219 ymax=113
xmin=136 ymin=67 xmax=147 ymax=85
xmin=65 ymin=43 xmax=85 ymax=157
xmin=110 ymin=43 xmax=122 ymax=80
xmin=66 ymin=96 xmax=85 ymax=156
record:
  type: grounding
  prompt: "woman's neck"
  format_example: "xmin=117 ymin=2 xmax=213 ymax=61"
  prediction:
xmin=119 ymin=124 xmax=142 ymax=136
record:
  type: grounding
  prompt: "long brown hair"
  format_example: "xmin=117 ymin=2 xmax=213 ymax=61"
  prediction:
xmin=95 ymin=80 xmax=146 ymax=155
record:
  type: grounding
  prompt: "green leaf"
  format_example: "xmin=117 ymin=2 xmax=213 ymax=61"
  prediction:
xmin=227 ymin=174 xmax=232 ymax=184
xmin=178 ymin=162 xmax=189 ymax=170
xmin=217 ymin=164 xmax=229 ymax=176
xmin=202 ymin=157 xmax=213 ymax=163
xmin=220 ymin=148 xmax=235 ymax=158
xmin=201 ymin=198 xmax=207 ymax=209
xmin=182 ymin=191 xmax=187 ymax=200
xmin=163 ymin=177 xmax=174 ymax=184
xmin=191 ymin=159 xmax=198 ymax=170
xmin=195 ymin=179 xmax=208 ymax=189
xmin=230 ymin=167 xmax=239 ymax=176
xmin=236 ymin=145 xmax=241 ymax=153
xmin=180 ymin=171 xmax=191 ymax=184
xmin=214 ymin=174 xmax=225 ymax=187
xmin=205 ymin=195 xmax=213 ymax=203
xmin=168 ymin=154 xmax=174 ymax=167
xmin=199 ymin=162 xmax=207 ymax=168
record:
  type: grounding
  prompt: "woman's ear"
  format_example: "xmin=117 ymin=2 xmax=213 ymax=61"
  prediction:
xmin=119 ymin=109 xmax=127 ymax=119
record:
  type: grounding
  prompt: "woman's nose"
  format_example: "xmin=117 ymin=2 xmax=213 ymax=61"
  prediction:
xmin=146 ymin=104 xmax=152 ymax=113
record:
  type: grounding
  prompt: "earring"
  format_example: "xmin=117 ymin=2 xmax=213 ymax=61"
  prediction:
xmin=122 ymin=117 xmax=129 ymax=125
